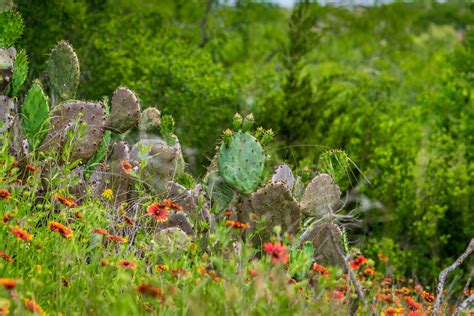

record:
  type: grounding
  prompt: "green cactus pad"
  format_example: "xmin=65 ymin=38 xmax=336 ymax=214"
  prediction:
xmin=271 ymin=164 xmax=295 ymax=191
xmin=238 ymin=181 xmax=301 ymax=240
xmin=21 ymin=81 xmax=49 ymax=149
xmin=40 ymin=101 xmax=105 ymax=162
xmin=203 ymin=158 xmax=235 ymax=211
xmin=105 ymin=86 xmax=140 ymax=133
xmin=0 ymin=95 xmax=14 ymax=133
xmin=139 ymin=107 xmax=161 ymax=133
xmin=300 ymin=173 xmax=342 ymax=217
xmin=0 ymin=47 xmax=14 ymax=91
xmin=0 ymin=10 xmax=23 ymax=48
xmin=217 ymin=131 xmax=264 ymax=194
xmin=298 ymin=221 xmax=345 ymax=268
xmin=9 ymin=48 xmax=27 ymax=96
xmin=47 ymin=40 xmax=80 ymax=101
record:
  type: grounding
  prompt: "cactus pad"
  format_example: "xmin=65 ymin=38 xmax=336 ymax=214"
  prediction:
xmin=139 ymin=107 xmax=161 ymax=133
xmin=300 ymin=173 xmax=341 ymax=217
xmin=105 ymin=86 xmax=140 ymax=133
xmin=40 ymin=101 xmax=105 ymax=162
xmin=298 ymin=221 xmax=345 ymax=268
xmin=109 ymin=141 xmax=132 ymax=207
xmin=159 ymin=212 xmax=195 ymax=236
xmin=47 ymin=40 xmax=80 ymax=101
xmin=0 ymin=95 xmax=14 ymax=133
xmin=8 ymin=48 xmax=27 ymax=96
xmin=217 ymin=131 xmax=264 ymax=194
xmin=203 ymin=163 xmax=235 ymax=211
xmin=238 ymin=181 xmax=301 ymax=239
xmin=0 ymin=10 xmax=23 ymax=48
xmin=21 ymin=81 xmax=49 ymax=149
xmin=0 ymin=47 xmax=14 ymax=91
xmin=271 ymin=164 xmax=295 ymax=191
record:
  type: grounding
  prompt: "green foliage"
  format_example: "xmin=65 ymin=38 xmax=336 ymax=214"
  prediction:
xmin=0 ymin=10 xmax=23 ymax=47
xmin=7 ymin=48 xmax=27 ymax=96
xmin=47 ymin=40 xmax=80 ymax=101
xmin=159 ymin=114 xmax=176 ymax=144
xmin=21 ymin=81 xmax=49 ymax=149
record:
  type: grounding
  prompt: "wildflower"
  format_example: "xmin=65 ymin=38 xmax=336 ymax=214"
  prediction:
xmin=395 ymin=287 xmax=411 ymax=295
xmin=464 ymin=289 xmax=473 ymax=297
xmin=248 ymin=268 xmax=258 ymax=277
xmin=163 ymin=199 xmax=183 ymax=211
xmin=0 ymin=305 xmax=9 ymax=315
xmin=349 ymin=255 xmax=367 ymax=270
xmin=225 ymin=211 xmax=233 ymax=217
xmin=61 ymin=277 xmax=70 ymax=288
xmin=147 ymin=202 xmax=169 ymax=222
xmin=54 ymin=194 xmax=77 ymax=208
xmin=120 ymin=160 xmax=133 ymax=174
xmin=24 ymin=299 xmax=43 ymax=313
xmin=74 ymin=211 xmax=83 ymax=218
xmin=171 ymin=268 xmax=188 ymax=277
xmin=100 ymin=258 xmax=109 ymax=266
xmin=106 ymin=234 xmax=128 ymax=243
xmin=377 ymin=293 xmax=393 ymax=304
xmin=1 ymin=214 xmax=11 ymax=223
xmin=331 ymin=290 xmax=344 ymax=301
xmin=117 ymin=260 xmax=136 ymax=270
xmin=155 ymin=265 xmax=169 ymax=272
xmin=48 ymin=221 xmax=73 ymax=240
xmin=408 ymin=312 xmax=427 ymax=316
xmin=363 ymin=267 xmax=377 ymax=276
xmin=313 ymin=263 xmax=330 ymax=278
xmin=403 ymin=296 xmax=422 ymax=310
xmin=0 ymin=279 xmax=16 ymax=290
xmin=381 ymin=307 xmax=404 ymax=316
xmin=123 ymin=215 xmax=135 ymax=225
xmin=422 ymin=291 xmax=435 ymax=303
xmin=9 ymin=226 xmax=32 ymax=241
xmin=101 ymin=189 xmax=113 ymax=200
xmin=0 ymin=190 xmax=11 ymax=199
xmin=225 ymin=221 xmax=250 ymax=229
xmin=26 ymin=165 xmax=39 ymax=172
xmin=91 ymin=228 xmax=108 ymax=235
xmin=378 ymin=252 xmax=389 ymax=262
xmin=0 ymin=250 xmax=13 ymax=263
xmin=263 ymin=242 xmax=289 ymax=264
xmin=137 ymin=283 xmax=162 ymax=298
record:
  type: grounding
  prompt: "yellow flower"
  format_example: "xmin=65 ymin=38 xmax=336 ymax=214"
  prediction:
xmin=101 ymin=189 xmax=113 ymax=200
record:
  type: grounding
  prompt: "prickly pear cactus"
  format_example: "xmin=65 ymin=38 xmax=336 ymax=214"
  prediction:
xmin=0 ymin=95 xmax=14 ymax=134
xmin=21 ymin=81 xmax=49 ymax=149
xmin=300 ymin=173 xmax=342 ymax=217
xmin=138 ymin=107 xmax=160 ymax=133
xmin=238 ymin=181 xmax=301 ymax=240
xmin=298 ymin=221 xmax=345 ymax=268
xmin=40 ymin=101 xmax=105 ymax=162
xmin=167 ymin=181 xmax=211 ymax=222
xmin=109 ymin=141 xmax=133 ymax=207
xmin=0 ymin=10 xmax=23 ymax=48
xmin=271 ymin=163 xmax=295 ymax=191
xmin=159 ymin=212 xmax=195 ymax=237
xmin=203 ymin=157 xmax=235 ymax=211
xmin=217 ymin=131 xmax=264 ymax=194
xmin=105 ymin=86 xmax=140 ymax=133
xmin=8 ymin=48 xmax=27 ymax=96
xmin=47 ymin=40 xmax=80 ymax=102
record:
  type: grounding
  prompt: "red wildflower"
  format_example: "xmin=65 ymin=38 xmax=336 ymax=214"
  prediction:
xmin=1 ymin=214 xmax=12 ymax=223
xmin=91 ymin=228 xmax=108 ymax=235
xmin=163 ymin=199 xmax=183 ymax=211
xmin=422 ymin=291 xmax=435 ymax=303
xmin=9 ymin=226 xmax=32 ymax=241
xmin=0 ymin=306 xmax=9 ymax=315
xmin=378 ymin=252 xmax=389 ymax=262
xmin=117 ymin=260 xmax=136 ymax=270
xmin=61 ymin=276 xmax=70 ymax=288
xmin=26 ymin=165 xmax=39 ymax=172
xmin=0 ymin=250 xmax=13 ymax=263
xmin=349 ymin=255 xmax=367 ymax=269
xmin=24 ymin=299 xmax=43 ymax=313
xmin=0 ymin=190 xmax=11 ymax=199
xmin=155 ymin=265 xmax=169 ymax=272
xmin=120 ymin=160 xmax=133 ymax=174
xmin=248 ymin=268 xmax=258 ymax=277
xmin=0 ymin=278 xmax=16 ymax=289
xmin=408 ymin=312 xmax=427 ymax=316
xmin=123 ymin=215 xmax=135 ymax=225
xmin=48 ymin=221 xmax=73 ymax=240
xmin=403 ymin=296 xmax=422 ymax=311
xmin=263 ymin=242 xmax=289 ymax=264
xmin=225 ymin=211 xmax=233 ymax=217
xmin=382 ymin=307 xmax=404 ymax=316
xmin=54 ymin=194 xmax=77 ymax=208
xmin=147 ymin=202 xmax=169 ymax=222
xmin=313 ymin=263 xmax=330 ymax=278
xmin=225 ymin=221 xmax=250 ymax=229
xmin=106 ymin=234 xmax=128 ymax=243
xmin=137 ymin=283 xmax=163 ymax=299
xmin=364 ymin=267 xmax=377 ymax=276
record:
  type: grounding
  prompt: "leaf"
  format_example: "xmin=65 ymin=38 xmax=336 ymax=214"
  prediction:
xmin=22 ymin=81 xmax=49 ymax=149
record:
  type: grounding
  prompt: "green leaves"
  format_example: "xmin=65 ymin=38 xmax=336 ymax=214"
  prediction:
xmin=0 ymin=10 xmax=23 ymax=47
xmin=8 ymin=48 xmax=28 ymax=96
xmin=22 ymin=81 xmax=49 ymax=149
xmin=47 ymin=40 xmax=80 ymax=101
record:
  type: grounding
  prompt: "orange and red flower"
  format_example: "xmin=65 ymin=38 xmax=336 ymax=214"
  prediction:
xmin=91 ymin=228 xmax=108 ymax=235
xmin=147 ymin=202 xmax=169 ymax=222
xmin=120 ymin=160 xmax=133 ymax=174
xmin=48 ymin=221 xmax=73 ymax=240
xmin=155 ymin=265 xmax=169 ymax=272
xmin=225 ymin=221 xmax=250 ymax=229
xmin=54 ymin=194 xmax=77 ymax=208
xmin=313 ymin=263 xmax=330 ymax=278
xmin=263 ymin=242 xmax=289 ymax=264
xmin=117 ymin=260 xmax=136 ymax=270
xmin=9 ymin=226 xmax=32 ymax=241
xmin=137 ymin=283 xmax=163 ymax=298
xmin=349 ymin=255 xmax=367 ymax=270
xmin=106 ymin=234 xmax=128 ymax=243
xmin=378 ymin=252 xmax=389 ymax=262
xmin=0 ymin=190 xmax=11 ymax=199
xmin=162 ymin=199 xmax=183 ymax=211
xmin=24 ymin=299 xmax=43 ymax=313
xmin=0 ymin=250 xmax=13 ymax=263
xmin=0 ymin=278 xmax=16 ymax=290
xmin=364 ymin=267 xmax=377 ymax=277
xmin=1 ymin=214 xmax=12 ymax=223
xmin=403 ymin=296 xmax=422 ymax=311
xmin=123 ymin=215 xmax=135 ymax=225
xmin=26 ymin=165 xmax=39 ymax=172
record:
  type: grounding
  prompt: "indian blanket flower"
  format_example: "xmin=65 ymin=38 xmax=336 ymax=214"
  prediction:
xmin=48 ymin=221 xmax=73 ymax=240
xmin=106 ymin=234 xmax=128 ymax=243
xmin=0 ymin=190 xmax=11 ymax=199
xmin=155 ymin=265 xmax=169 ymax=272
xmin=117 ymin=260 xmax=136 ymax=270
xmin=313 ymin=263 xmax=330 ymax=278
xmin=147 ymin=202 xmax=169 ymax=222
xmin=137 ymin=283 xmax=163 ymax=298
xmin=363 ymin=267 xmax=377 ymax=276
xmin=422 ymin=291 xmax=435 ymax=303
xmin=0 ymin=279 xmax=16 ymax=290
xmin=91 ymin=228 xmax=108 ymax=235
xmin=349 ymin=255 xmax=367 ymax=270
xmin=225 ymin=221 xmax=250 ymax=229
xmin=1 ymin=214 xmax=12 ymax=223
xmin=54 ymin=194 xmax=78 ymax=208
xmin=0 ymin=250 xmax=13 ymax=263
xmin=403 ymin=296 xmax=422 ymax=310
xmin=26 ymin=165 xmax=39 ymax=172
xmin=263 ymin=242 xmax=289 ymax=264
xmin=123 ymin=215 xmax=135 ymax=225
xmin=378 ymin=252 xmax=389 ymax=262
xmin=120 ymin=160 xmax=133 ymax=174
xmin=381 ymin=307 xmax=404 ymax=316
xmin=24 ymin=299 xmax=43 ymax=314
xmin=101 ymin=188 xmax=113 ymax=200
xmin=163 ymin=199 xmax=183 ymax=211
xmin=9 ymin=226 xmax=32 ymax=241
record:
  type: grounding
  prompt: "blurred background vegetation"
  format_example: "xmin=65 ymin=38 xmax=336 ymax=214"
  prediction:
xmin=14 ymin=0 xmax=473 ymax=282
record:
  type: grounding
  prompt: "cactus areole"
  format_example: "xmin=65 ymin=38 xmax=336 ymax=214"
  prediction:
xmin=217 ymin=131 xmax=264 ymax=194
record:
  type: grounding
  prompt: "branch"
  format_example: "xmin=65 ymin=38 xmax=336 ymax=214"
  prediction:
xmin=433 ymin=238 xmax=474 ymax=316
xmin=454 ymin=294 xmax=474 ymax=316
